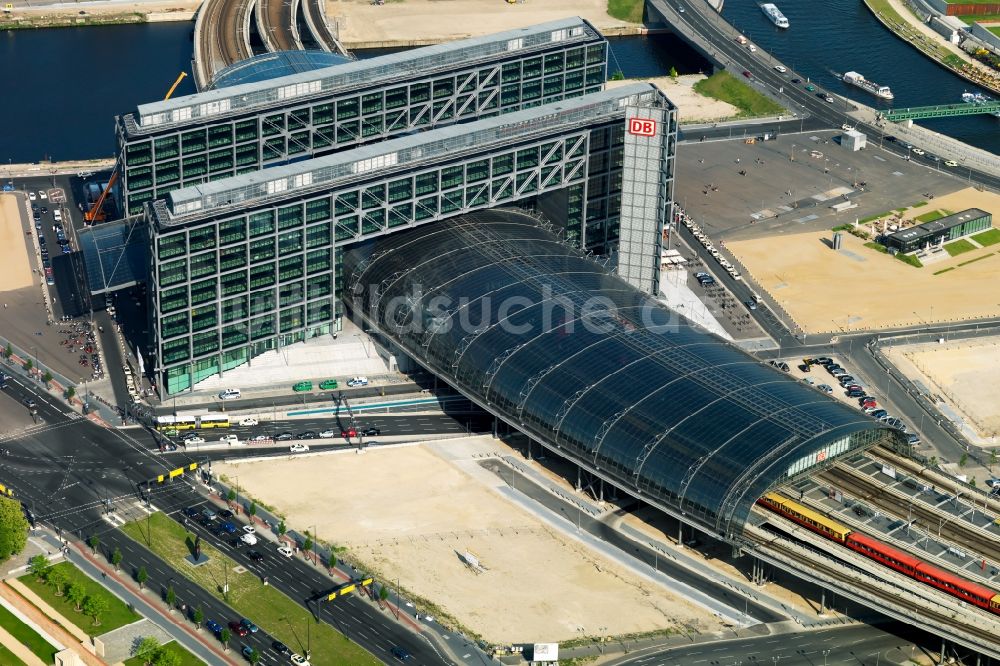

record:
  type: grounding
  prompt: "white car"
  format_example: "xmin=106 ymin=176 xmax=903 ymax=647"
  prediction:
xmin=38 ymin=191 xmax=47 ymax=200
xmin=944 ymin=160 xmax=958 ymax=167
xmin=290 ymin=655 xmax=310 ymax=666
xmin=28 ymin=192 xmax=36 ymax=201
xmin=773 ymin=65 xmax=787 ymax=73
xmin=347 ymin=376 xmax=369 ymax=387
xmin=290 ymin=443 xmax=310 ymax=453
xmin=841 ymin=123 xmax=854 ymax=131
xmin=318 ymin=430 xmax=336 ymax=438
xmin=239 ymin=417 xmax=259 ymax=426
xmin=277 ymin=545 xmax=294 ymax=558
xmin=185 ymin=436 xmax=206 ymax=445
xmin=747 ymin=44 xmax=757 ymax=53
xmin=220 ymin=434 xmax=239 ymax=444
xmin=242 ymin=525 xmax=256 ymax=535
xmin=912 ymin=148 xmax=925 ymax=156
xmin=240 ymin=533 xmax=258 ymax=545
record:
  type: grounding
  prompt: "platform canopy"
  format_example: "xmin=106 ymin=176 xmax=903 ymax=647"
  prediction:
xmin=344 ymin=209 xmax=903 ymax=540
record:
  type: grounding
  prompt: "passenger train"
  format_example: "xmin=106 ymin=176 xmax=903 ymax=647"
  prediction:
xmin=758 ymin=492 xmax=1000 ymax=614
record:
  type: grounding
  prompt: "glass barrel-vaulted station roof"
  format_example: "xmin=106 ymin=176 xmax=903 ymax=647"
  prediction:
xmin=344 ymin=210 xmax=904 ymax=540
xmin=208 ymin=51 xmax=351 ymax=90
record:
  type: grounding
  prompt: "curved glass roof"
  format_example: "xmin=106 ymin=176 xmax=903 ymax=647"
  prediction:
xmin=344 ymin=210 xmax=903 ymax=539
xmin=209 ymin=51 xmax=351 ymax=89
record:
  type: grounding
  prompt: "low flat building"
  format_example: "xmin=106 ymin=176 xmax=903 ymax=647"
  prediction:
xmin=884 ymin=208 xmax=992 ymax=253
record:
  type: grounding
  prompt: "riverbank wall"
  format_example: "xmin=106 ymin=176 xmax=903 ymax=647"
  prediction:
xmin=0 ymin=8 xmax=194 ymax=29
xmin=860 ymin=0 xmax=1000 ymax=96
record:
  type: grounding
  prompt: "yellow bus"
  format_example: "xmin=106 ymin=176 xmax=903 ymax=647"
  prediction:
xmin=198 ymin=414 xmax=231 ymax=429
xmin=155 ymin=415 xmax=197 ymax=431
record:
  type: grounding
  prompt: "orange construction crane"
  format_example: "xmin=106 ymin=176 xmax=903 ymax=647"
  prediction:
xmin=84 ymin=72 xmax=189 ymax=224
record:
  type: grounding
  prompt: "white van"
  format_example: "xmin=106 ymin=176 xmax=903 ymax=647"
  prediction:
xmin=218 ymin=388 xmax=241 ymax=400
xmin=347 ymin=376 xmax=369 ymax=387
xmin=53 ymin=209 xmax=62 ymax=222
xmin=220 ymin=434 xmax=240 ymax=445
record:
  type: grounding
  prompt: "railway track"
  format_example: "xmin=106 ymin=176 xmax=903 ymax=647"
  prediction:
xmin=194 ymin=0 xmax=254 ymax=89
xmin=818 ymin=463 xmax=1000 ymax=568
xmin=257 ymin=0 xmax=302 ymax=52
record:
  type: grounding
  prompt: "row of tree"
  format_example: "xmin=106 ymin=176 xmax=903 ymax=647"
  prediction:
xmin=27 ymin=556 xmax=109 ymax=626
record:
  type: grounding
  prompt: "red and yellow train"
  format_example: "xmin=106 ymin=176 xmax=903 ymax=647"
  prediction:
xmin=757 ymin=492 xmax=1000 ymax=614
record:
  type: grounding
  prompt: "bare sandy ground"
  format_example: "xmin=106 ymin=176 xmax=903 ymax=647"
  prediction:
xmin=726 ymin=188 xmax=1000 ymax=333
xmin=609 ymin=76 xmax=739 ymax=123
xmin=214 ymin=443 xmax=719 ymax=643
xmin=328 ymin=0 xmax=630 ymax=45
xmin=10 ymin=0 xmax=198 ymax=18
xmin=0 ymin=195 xmax=35 ymax=292
xmin=886 ymin=338 xmax=1000 ymax=442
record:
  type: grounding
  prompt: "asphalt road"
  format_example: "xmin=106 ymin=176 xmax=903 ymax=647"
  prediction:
xmin=0 ymin=376 xmax=450 ymax=665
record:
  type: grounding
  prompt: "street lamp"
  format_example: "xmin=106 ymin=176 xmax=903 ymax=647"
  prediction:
xmin=822 ymin=649 xmax=831 ymax=666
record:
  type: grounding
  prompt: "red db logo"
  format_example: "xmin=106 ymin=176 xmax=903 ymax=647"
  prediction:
xmin=628 ymin=118 xmax=656 ymax=137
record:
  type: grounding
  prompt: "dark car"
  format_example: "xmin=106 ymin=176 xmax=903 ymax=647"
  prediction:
xmin=197 ymin=515 xmax=213 ymax=527
xmin=22 ymin=397 xmax=36 ymax=409
xmin=240 ymin=618 xmax=259 ymax=633
xmin=247 ymin=550 xmax=264 ymax=562
xmin=391 ymin=646 xmax=412 ymax=661
xmin=206 ymin=619 xmax=223 ymax=634
xmin=791 ymin=77 xmax=801 ymax=83
xmin=241 ymin=645 xmax=255 ymax=661
xmin=837 ymin=375 xmax=855 ymax=384
xmin=40 ymin=206 xmax=47 ymax=214
xmin=182 ymin=507 xmax=200 ymax=518
xmin=229 ymin=620 xmax=249 ymax=637
xmin=273 ymin=641 xmax=290 ymax=655
xmin=276 ymin=432 xmax=294 ymax=441
xmin=870 ymin=409 xmax=888 ymax=419
xmin=885 ymin=135 xmax=898 ymax=143
xmin=362 ymin=426 xmax=381 ymax=436
xmin=229 ymin=537 xmax=245 ymax=549
xmin=846 ymin=389 xmax=865 ymax=398
xmin=298 ymin=431 xmax=318 ymax=439
xmin=220 ymin=521 xmax=238 ymax=534
xmin=218 ymin=509 xmax=234 ymax=520
xmin=742 ymin=70 xmax=752 ymax=78
xmin=37 ymin=235 xmax=45 ymax=246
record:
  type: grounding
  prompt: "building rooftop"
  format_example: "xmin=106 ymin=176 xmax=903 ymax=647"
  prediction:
xmin=208 ymin=50 xmax=352 ymax=89
xmin=888 ymin=208 xmax=990 ymax=243
xmin=123 ymin=17 xmax=603 ymax=135
xmin=155 ymin=83 xmax=667 ymax=226
xmin=344 ymin=210 xmax=903 ymax=539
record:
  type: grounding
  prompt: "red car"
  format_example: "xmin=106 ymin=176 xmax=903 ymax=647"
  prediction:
xmin=742 ymin=70 xmax=752 ymax=78
xmin=341 ymin=428 xmax=357 ymax=438
xmin=229 ymin=620 xmax=248 ymax=637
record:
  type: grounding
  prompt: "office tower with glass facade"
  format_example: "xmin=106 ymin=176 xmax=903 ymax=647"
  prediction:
xmin=115 ymin=17 xmax=608 ymax=216
xmin=149 ymin=84 xmax=676 ymax=394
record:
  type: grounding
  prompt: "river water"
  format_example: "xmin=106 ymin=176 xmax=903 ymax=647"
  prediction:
xmin=0 ymin=5 xmax=995 ymax=162
xmin=721 ymin=0 xmax=1000 ymax=155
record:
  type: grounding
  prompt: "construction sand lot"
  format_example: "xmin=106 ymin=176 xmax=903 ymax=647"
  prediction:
xmin=214 ymin=442 xmax=719 ymax=643
xmin=886 ymin=337 xmax=1000 ymax=442
xmin=327 ymin=0 xmax=631 ymax=46
xmin=726 ymin=188 xmax=1000 ymax=333
xmin=0 ymin=194 xmax=34 ymax=293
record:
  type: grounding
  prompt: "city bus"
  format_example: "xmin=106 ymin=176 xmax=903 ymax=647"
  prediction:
xmin=198 ymin=414 xmax=231 ymax=429
xmin=155 ymin=415 xmax=197 ymax=432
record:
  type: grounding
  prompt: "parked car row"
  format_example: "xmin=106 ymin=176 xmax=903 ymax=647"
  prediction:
xmin=680 ymin=212 xmax=742 ymax=281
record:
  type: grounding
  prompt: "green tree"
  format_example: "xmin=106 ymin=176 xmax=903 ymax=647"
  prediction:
xmin=379 ymin=584 xmax=390 ymax=603
xmin=152 ymin=648 xmax=181 ymax=666
xmin=67 ymin=582 xmax=86 ymax=612
xmin=0 ymin=496 xmax=29 ymax=562
xmin=133 ymin=636 xmax=160 ymax=665
xmin=303 ymin=535 xmax=312 ymax=556
xmin=220 ymin=627 xmax=232 ymax=651
xmin=136 ymin=566 xmax=148 ymax=589
xmin=165 ymin=585 xmax=176 ymax=610
xmin=249 ymin=502 xmax=257 ymax=519
xmin=929 ymin=456 xmax=938 ymax=468
xmin=991 ymin=449 xmax=998 ymax=471
xmin=248 ymin=647 xmax=261 ymax=665
xmin=87 ymin=534 xmax=99 ymax=554
xmin=28 ymin=554 xmax=50 ymax=581
xmin=111 ymin=546 xmax=122 ymax=571
xmin=42 ymin=371 xmax=52 ymax=385
xmin=65 ymin=386 xmax=76 ymax=400
xmin=192 ymin=606 xmax=204 ymax=629
xmin=960 ymin=452 xmax=969 ymax=467
xmin=278 ymin=520 xmax=286 ymax=536
xmin=226 ymin=489 xmax=236 ymax=503
xmin=83 ymin=595 xmax=109 ymax=626
xmin=47 ymin=565 xmax=68 ymax=596
xmin=970 ymin=478 xmax=978 ymax=488
xmin=24 ymin=359 xmax=32 ymax=372
xmin=669 ymin=65 xmax=679 ymax=80
xmin=3 ymin=343 xmax=11 ymax=359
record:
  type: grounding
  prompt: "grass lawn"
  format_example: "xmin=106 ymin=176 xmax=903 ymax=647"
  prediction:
xmin=607 ymin=0 xmax=643 ymax=22
xmin=895 ymin=252 xmax=923 ymax=268
xmin=19 ymin=562 xmax=140 ymax=636
xmin=944 ymin=239 xmax=977 ymax=256
xmin=864 ymin=241 xmax=888 ymax=253
xmin=972 ymin=228 xmax=1000 ymax=247
xmin=859 ymin=211 xmax=892 ymax=224
xmin=0 ymin=600 xmax=57 ymax=663
xmin=0 ymin=645 xmax=28 ymax=666
xmin=122 ymin=640 xmax=203 ymax=666
xmin=122 ymin=513 xmax=379 ymax=666
xmin=914 ymin=209 xmax=951 ymax=223
xmin=693 ymin=71 xmax=784 ymax=118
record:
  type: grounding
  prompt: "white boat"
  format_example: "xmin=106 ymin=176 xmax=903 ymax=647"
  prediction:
xmin=842 ymin=71 xmax=893 ymax=100
xmin=760 ymin=3 xmax=789 ymax=28
xmin=961 ymin=91 xmax=1000 ymax=118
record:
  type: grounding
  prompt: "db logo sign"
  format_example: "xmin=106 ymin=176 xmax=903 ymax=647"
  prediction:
xmin=628 ymin=118 xmax=657 ymax=137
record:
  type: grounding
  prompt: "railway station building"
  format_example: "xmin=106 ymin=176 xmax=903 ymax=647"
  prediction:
xmin=114 ymin=17 xmax=608 ymax=216
xmin=149 ymin=84 xmax=676 ymax=394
